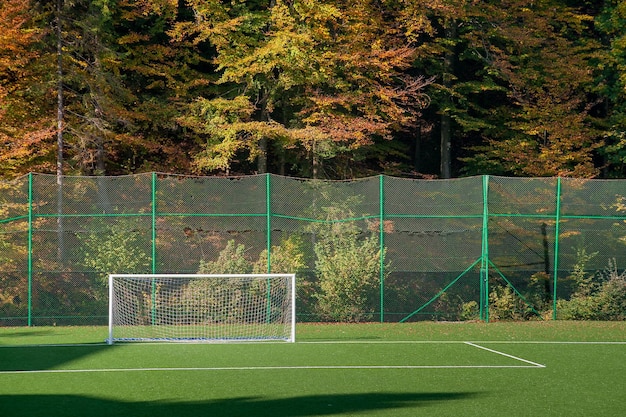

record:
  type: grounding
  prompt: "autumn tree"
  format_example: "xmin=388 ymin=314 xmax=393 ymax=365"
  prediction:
xmin=402 ymin=0 xmax=504 ymax=178
xmin=459 ymin=0 xmax=603 ymax=177
xmin=51 ymin=0 xmax=206 ymax=175
xmin=595 ymin=0 xmax=626 ymax=177
xmin=0 ymin=0 xmax=56 ymax=177
xmin=0 ymin=0 xmax=619 ymax=179
xmin=174 ymin=0 xmax=432 ymax=178
xmin=107 ymin=0 xmax=209 ymax=173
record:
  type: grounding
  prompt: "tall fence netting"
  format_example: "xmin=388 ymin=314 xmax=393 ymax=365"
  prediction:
xmin=1 ymin=173 xmax=625 ymax=325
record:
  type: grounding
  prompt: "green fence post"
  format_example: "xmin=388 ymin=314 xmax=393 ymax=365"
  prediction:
xmin=27 ymin=172 xmax=33 ymax=327
xmin=266 ymin=173 xmax=272 ymax=273
xmin=151 ymin=173 xmax=157 ymax=325
xmin=151 ymin=172 xmax=157 ymax=274
xmin=552 ymin=177 xmax=562 ymax=320
xmin=265 ymin=174 xmax=273 ymax=321
xmin=379 ymin=174 xmax=385 ymax=323
xmin=480 ymin=175 xmax=490 ymax=322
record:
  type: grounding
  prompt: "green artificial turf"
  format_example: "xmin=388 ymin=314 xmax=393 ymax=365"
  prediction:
xmin=0 ymin=322 xmax=624 ymax=417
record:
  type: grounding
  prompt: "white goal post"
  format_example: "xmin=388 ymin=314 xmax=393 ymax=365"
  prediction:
xmin=107 ymin=273 xmax=296 ymax=344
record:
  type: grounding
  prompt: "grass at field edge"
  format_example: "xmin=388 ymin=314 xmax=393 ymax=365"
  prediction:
xmin=1 ymin=321 xmax=625 ymax=346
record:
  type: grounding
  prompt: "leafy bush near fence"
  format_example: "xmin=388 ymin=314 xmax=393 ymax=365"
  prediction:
xmin=79 ymin=220 xmax=152 ymax=286
xmin=482 ymin=249 xmax=626 ymax=321
xmin=558 ymin=258 xmax=626 ymax=320
xmin=189 ymin=227 xmax=386 ymax=323
xmin=198 ymin=240 xmax=252 ymax=275
xmin=313 ymin=229 xmax=384 ymax=322
xmin=74 ymin=220 xmax=625 ymax=323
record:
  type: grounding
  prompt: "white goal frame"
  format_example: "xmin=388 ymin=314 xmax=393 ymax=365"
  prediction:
xmin=107 ymin=273 xmax=296 ymax=344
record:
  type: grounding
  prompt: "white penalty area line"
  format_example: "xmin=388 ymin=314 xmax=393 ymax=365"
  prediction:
xmin=464 ymin=342 xmax=545 ymax=368
xmin=2 ymin=340 xmax=623 ymax=349
xmin=0 ymin=341 xmax=546 ymax=375
xmin=0 ymin=363 xmax=542 ymax=375
xmin=299 ymin=340 xmax=626 ymax=345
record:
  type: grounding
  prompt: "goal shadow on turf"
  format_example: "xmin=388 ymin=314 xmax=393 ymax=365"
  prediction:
xmin=0 ymin=391 xmax=481 ymax=417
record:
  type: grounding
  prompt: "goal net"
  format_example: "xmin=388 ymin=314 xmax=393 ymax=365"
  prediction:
xmin=107 ymin=273 xmax=296 ymax=344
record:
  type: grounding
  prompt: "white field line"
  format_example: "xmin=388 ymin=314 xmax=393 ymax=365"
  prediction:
xmin=0 ymin=364 xmax=543 ymax=375
xmin=1 ymin=340 xmax=624 ymax=349
xmin=0 ymin=340 xmax=548 ymax=375
xmin=4 ymin=340 xmax=623 ymax=374
xmin=464 ymin=342 xmax=546 ymax=368
xmin=467 ymin=341 xmax=626 ymax=345
xmin=299 ymin=340 xmax=626 ymax=345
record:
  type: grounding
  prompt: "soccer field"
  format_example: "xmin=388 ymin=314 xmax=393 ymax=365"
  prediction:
xmin=0 ymin=322 xmax=625 ymax=417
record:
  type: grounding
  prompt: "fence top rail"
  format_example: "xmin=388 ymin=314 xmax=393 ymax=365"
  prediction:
xmin=0 ymin=172 xmax=573 ymax=183
xmin=6 ymin=172 xmax=626 ymax=183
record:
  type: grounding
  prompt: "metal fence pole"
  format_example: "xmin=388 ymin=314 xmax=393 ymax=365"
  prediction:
xmin=151 ymin=172 xmax=157 ymax=274
xmin=552 ymin=177 xmax=562 ymax=320
xmin=27 ymin=173 xmax=33 ymax=326
xmin=480 ymin=175 xmax=490 ymax=322
xmin=379 ymin=174 xmax=385 ymax=323
xmin=265 ymin=174 xmax=273 ymax=322
xmin=266 ymin=173 xmax=272 ymax=273
xmin=151 ymin=173 xmax=157 ymax=324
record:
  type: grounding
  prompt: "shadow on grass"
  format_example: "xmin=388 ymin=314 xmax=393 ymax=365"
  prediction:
xmin=0 ymin=344 xmax=109 ymax=372
xmin=0 ymin=329 xmax=55 ymax=339
xmin=0 ymin=392 xmax=478 ymax=417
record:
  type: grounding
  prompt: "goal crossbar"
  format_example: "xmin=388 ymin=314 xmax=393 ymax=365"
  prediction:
xmin=107 ymin=274 xmax=296 ymax=344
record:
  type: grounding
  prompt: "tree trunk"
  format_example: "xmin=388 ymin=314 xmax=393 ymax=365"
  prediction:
xmin=257 ymin=88 xmax=269 ymax=174
xmin=56 ymin=0 xmax=65 ymax=262
xmin=258 ymin=137 xmax=267 ymax=174
xmin=312 ymin=140 xmax=319 ymax=179
xmin=440 ymin=113 xmax=452 ymax=179
xmin=440 ymin=19 xmax=457 ymax=179
xmin=413 ymin=125 xmax=421 ymax=173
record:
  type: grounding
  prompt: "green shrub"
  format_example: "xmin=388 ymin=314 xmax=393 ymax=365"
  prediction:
xmin=252 ymin=236 xmax=307 ymax=274
xmin=488 ymin=285 xmax=530 ymax=321
xmin=186 ymin=238 xmax=308 ymax=323
xmin=312 ymin=225 xmax=385 ymax=322
xmin=79 ymin=219 xmax=152 ymax=287
xmin=558 ymin=259 xmax=626 ymax=320
xmin=198 ymin=240 xmax=252 ymax=274
xmin=461 ymin=300 xmax=480 ymax=321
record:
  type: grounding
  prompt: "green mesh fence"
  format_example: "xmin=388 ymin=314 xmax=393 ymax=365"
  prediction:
xmin=1 ymin=173 xmax=625 ymax=325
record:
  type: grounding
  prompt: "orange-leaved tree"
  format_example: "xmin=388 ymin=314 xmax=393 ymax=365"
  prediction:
xmin=0 ymin=0 xmax=56 ymax=177
xmin=463 ymin=0 xmax=603 ymax=177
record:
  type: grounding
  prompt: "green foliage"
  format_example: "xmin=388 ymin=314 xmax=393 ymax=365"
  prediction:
xmin=79 ymin=220 xmax=152 ymax=287
xmin=558 ymin=258 xmax=626 ymax=320
xmin=253 ymin=235 xmax=307 ymax=274
xmin=429 ymin=292 xmax=467 ymax=321
xmin=198 ymin=240 xmax=253 ymax=274
xmin=1 ymin=0 xmax=625 ymax=179
xmin=188 ymin=237 xmax=305 ymax=324
xmin=175 ymin=0 xmax=432 ymax=177
xmin=192 ymin=202 xmax=386 ymax=322
xmin=594 ymin=2 xmax=626 ymax=177
xmin=307 ymin=198 xmax=387 ymax=322
xmin=198 ymin=236 xmax=307 ymax=275
xmin=461 ymin=300 xmax=479 ymax=321
xmin=568 ymin=247 xmax=599 ymax=296
xmin=488 ymin=285 xmax=530 ymax=321
xmin=313 ymin=230 xmax=383 ymax=322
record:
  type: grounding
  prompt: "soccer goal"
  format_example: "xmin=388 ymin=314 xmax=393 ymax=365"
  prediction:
xmin=107 ymin=273 xmax=296 ymax=344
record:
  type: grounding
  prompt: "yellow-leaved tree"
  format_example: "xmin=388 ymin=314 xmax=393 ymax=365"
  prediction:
xmin=173 ymin=0 xmax=432 ymax=178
